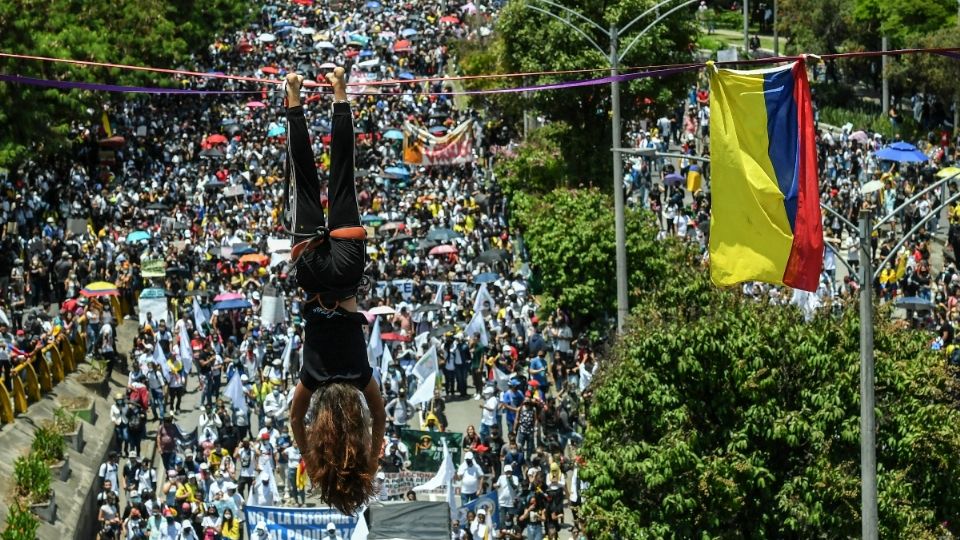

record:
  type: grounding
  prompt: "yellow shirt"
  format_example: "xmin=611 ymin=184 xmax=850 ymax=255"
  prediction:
xmin=221 ymin=520 xmax=241 ymax=540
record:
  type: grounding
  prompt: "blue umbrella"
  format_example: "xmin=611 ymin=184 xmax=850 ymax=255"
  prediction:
xmin=273 ymin=20 xmax=294 ymax=28
xmin=384 ymin=166 xmax=410 ymax=177
xmin=360 ymin=49 xmax=375 ymax=58
xmin=398 ymin=72 xmax=415 ymax=80
xmin=875 ymin=142 xmax=929 ymax=163
xmin=365 ymin=0 xmax=381 ymax=7
xmin=894 ymin=296 xmax=935 ymax=311
xmin=362 ymin=214 xmax=386 ymax=225
xmin=428 ymin=125 xmax=447 ymax=135
xmin=213 ymin=299 xmax=253 ymax=311
xmin=349 ymin=34 xmax=370 ymax=45
xmin=383 ymin=129 xmax=404 ymax=140
xmin=401 ymin=28 xmax=418 ymax=37
xmin=126 ymin=230 xmax=151 ymax=243
xmin=231 ymin=243 xmax=256 ymax=256
xmin=267 ymin=124 xmax=286 ymax=137
xmin=474 ymin=272 xmax=499 ymax=284
xmin=274 ymin=26 xmax=293 ymax=36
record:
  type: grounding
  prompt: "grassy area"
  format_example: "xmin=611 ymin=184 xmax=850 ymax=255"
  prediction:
xmin=706 ymin=28 xmax=778 ymax=52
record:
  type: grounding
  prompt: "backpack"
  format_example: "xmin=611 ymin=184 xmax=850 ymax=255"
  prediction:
xmin=127 ymin=406 xmax=143 ymax=430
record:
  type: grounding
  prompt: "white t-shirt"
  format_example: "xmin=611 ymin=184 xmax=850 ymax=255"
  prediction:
xmin=284 ymin=447 xmax=301 ymax=470
xmin=457 ymin=462 xmax=484 ymax=495
xmin=480 ymin=396 xmax=498 ymax=426
xmin=99 ymin=461 xmax=119 ymax=493
xmin=497 ymin=474 xmax=518 ymax=508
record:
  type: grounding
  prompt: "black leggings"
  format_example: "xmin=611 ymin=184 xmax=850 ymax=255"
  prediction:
xmin=285 ymin=104 xmax=364 ymax=295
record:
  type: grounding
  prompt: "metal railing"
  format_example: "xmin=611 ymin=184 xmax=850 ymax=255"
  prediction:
xmin=0 ymin=295 xmax=121 ymax=424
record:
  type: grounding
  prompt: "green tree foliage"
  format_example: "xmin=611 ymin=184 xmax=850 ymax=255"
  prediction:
xmin=579 ymin=243 xmax=960 ymax=538
xmin=0 ymin=0 xmax=251 ymax=166
xmin=459 ymin=0 xmax=699 ymax=188
xmin=511 ymin=188 xmax=663 ymax=332
xmin=493 ymin=123 xmax=574 ymax=196
xmin=777 ymin=0 xmax=853 ymax=55
xmin=0 ymin=503 xmax=39 ymax=540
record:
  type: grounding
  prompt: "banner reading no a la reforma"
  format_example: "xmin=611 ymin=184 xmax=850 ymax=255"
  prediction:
xmin=402 ymin=120 xmax=475 ymax=166
xmin=244 ymin=505 xmax=358 ymax=539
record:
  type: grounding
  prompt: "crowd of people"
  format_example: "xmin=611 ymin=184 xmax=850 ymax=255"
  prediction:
xmin=0 ymin=1 xmax=596 ymax=539
xmin=622 ymin=71 xmax=960 ymax=337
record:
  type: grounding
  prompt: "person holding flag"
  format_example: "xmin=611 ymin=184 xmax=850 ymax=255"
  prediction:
xmin=281 ymin=68 xmax=386 ymax=516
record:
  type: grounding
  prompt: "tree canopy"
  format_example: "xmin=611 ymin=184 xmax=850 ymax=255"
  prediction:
xmin=0 ymin=0 xmax=251 ymax=167
xmin=459 ymin=0 xmax=699 ymax=189
xmin=578 ymin=240 xmax=960 ymax=538
xmin=511 ymin=187 xmax=664 ymax=334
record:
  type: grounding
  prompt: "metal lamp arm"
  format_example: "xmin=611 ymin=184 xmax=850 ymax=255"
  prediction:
xmin=524 ymin=4 xmax=607 ymax=56
xmin=618 ymin=0 xmax=700 ymax=62
xmin=873 ymin=171 xmax=960 ymax=230
xmin=820 ymin=202 xmax=860 ymax=238
xmin=525 ymin=0 xmax=608 ymax=35
xmin=871 ymin=189 xmax=960 ymax=281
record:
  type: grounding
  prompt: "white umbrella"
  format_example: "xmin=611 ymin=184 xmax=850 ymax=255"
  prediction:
xmin=256 ymin=33 xmax=276 ymax=43
xmin=298 ymin=27 xmax=316 ymax=35
xmin=369 ymin=305 xmax=397 ymax=316
xmin=357 ymin=58 xmax=380 ymax=68
xmin=315 ymin=40 xmax=336 ymax=49
xmin=320 ymin=62 xmax=337 ymax=69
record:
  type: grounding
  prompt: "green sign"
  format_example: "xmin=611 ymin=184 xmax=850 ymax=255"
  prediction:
xmin=400 ymin=429 xmax=463 ymax=472
xmin=142 ymin=259 xmax=166 ymax=278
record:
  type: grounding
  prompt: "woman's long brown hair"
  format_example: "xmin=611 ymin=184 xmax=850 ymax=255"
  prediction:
xmin=306 ymin=382 xmax=375 ymax=515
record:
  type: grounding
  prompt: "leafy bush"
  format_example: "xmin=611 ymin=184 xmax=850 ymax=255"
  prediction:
xmin=494 ymin=122 xmax=573 ymax=197
xmin=580 ymin=241 xmax=960 ymax=538
xmin=31 ymin=425 xmax=65 ymax=464
xmin=51 ymin=406 xmax=78 ymax=434
xmin=1 ymin=503 xmax=39 ymax=540
xmin=13 ymin=454 xmax=51 ymax=505
xmin=510 ymin=188 xmax=665 ymax=333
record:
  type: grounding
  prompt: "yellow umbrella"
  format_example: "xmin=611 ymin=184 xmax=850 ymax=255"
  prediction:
xmin=937 ymin=167 xmax=960 ymax=179
xmin=80 ymin=281 xmax=119 ymax=298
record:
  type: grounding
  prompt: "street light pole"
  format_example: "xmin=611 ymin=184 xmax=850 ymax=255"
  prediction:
xmin=610 ymin=24 xmax=628 ymax=333
xmin=859 ymin=206 xmax=878 ymax=540
xmin=773 ymin=0 xmax=779 ymax=57
xmin=743 ymin=0 xmax=750 ymax=55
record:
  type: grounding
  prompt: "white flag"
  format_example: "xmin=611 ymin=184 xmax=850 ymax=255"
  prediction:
xmin=493 ymin=366 xmax=510 ymax=391
xmin=409 ymin=372 xmax=436 ymax=406
xmin=472 ymin=283 xmax=495 ymax=313
xmin=412 ymin=345 xmax=438 ymax=382
xmin=414 ymin=331 xmax=430 ymax=351
xmin=414 ymin=437 xmax=455 ymax=492
xmin=0 ymin=308 xmax=9 ymax=326
xmin=432 ymin=282 xmax=444 ymax=305
xmin=225 ymin=372 xmax=248 ymax=414
xmin=409 ymin=345 xmax=438 ymax=405
xmin=280 ymin=338 xmax=293 ymax=376
xmin=464 ymin=310 xmax=489 ymax=346
xmin=368 ymin=317 xmax=383 ymax=360
xmin=178 ymin=323 xmax=193 ymax=374
xmin=351 ymin=512 xmax=369 ymax=540
xmin=379 ymin=344 xmax=393 ymax=388
xmin=192 ymin=298 xmax=208 ymax=337
xmin=153 ymin=341 xmax=170 ymax=378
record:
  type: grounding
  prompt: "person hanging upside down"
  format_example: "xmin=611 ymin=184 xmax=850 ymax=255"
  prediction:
xmin=284 ymin=68 xmax=386 ymax=516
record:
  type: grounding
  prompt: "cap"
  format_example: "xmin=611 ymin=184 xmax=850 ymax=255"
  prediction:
xmin=326 ymin=523 xmax=337 ymax=531
xmin=255 ymin=522 xmax=268 ymax=531
xmin=167 ymin=469 xmax=177 ymax=477
xmin=502 ymin=345 xmax=511 ymax=353
xmin=241 ymin=374 xmax=249 ymax=382
xmin=259 ymin=471 xmax=270 ymax=481
xmin=115 ymin=392 xmax=124 ymax=400
xmin=261 ymin=432 xmax=270 ymax=440
xmin=128 ymin=450 xmax=138 ymax=459
xmin=464 ymin=451 xmax=474 ymax=460
xmin=224 ymin=481 xmax=237 ymax=490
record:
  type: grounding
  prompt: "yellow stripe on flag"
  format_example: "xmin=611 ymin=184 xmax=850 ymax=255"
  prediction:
xmin=708 ymin=68 xmax=794 ymax=287
xmin=101 ymin=111 xmax=112 ymax=138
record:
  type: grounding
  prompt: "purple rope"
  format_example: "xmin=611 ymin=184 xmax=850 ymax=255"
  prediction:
xmin=0 ymin=64 xmax=704 ymax=97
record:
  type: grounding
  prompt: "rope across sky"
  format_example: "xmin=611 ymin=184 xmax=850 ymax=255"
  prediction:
xmin=0 ymin=47 xmax=958 ymax=96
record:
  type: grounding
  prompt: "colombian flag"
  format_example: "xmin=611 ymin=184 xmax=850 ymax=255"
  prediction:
xmin=708 ymin=61 xmax=823 ymax=292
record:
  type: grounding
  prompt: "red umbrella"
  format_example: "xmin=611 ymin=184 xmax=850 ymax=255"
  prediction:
xmin=246 ymin=101 xmax=267 ymax=109
xmin=293 ymin=0 xmax=313 ymax=4
xmin=98 ymin=136 xmax=126 ymax=149
xmin=429 ymin=244 xmax=458 ymax=256
xmin=381 ymin=333 xmax=411 ymax=342
xmin=345 ymin=49 xmax=360 ymax=58
xmin=205 ymin=134 xmax=228 ymax=145
xmin=439 ymin=15 xmax=460 ymax=23
xmin=393 ymin=40 xmax=412 ymax=52
xmin=261 ymin=66 xmax=280 ymax=75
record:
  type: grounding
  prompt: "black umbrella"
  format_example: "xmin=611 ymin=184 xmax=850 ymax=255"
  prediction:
xmin=172 ymin=222 xmax=190 ymax=231
xmin=476 ymin=249 xmax=509 ymax=264
xmin=146 ymin=202 xmax=169 ymax=210
xmin=166 ymin=266 xmax=191 ymax=277
xmin=387 ymin=233 xmax=413 ymax=243
xmin=427 ymin=228 xmax=462 ymax=242
xmin=184 ymin=290 xmax=207 ymax=297
xmin=204 ymin=181 xmax=226 ymax=191
xmin=415 ymin=303 xmax=442 ymax=314
xmin=430 ymin=324 xmax=455 ymax=337
xmin=200 ymin=148 xmax=225 ymax=158
xmin=417 ymin=238 xmax=439 ymax=250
